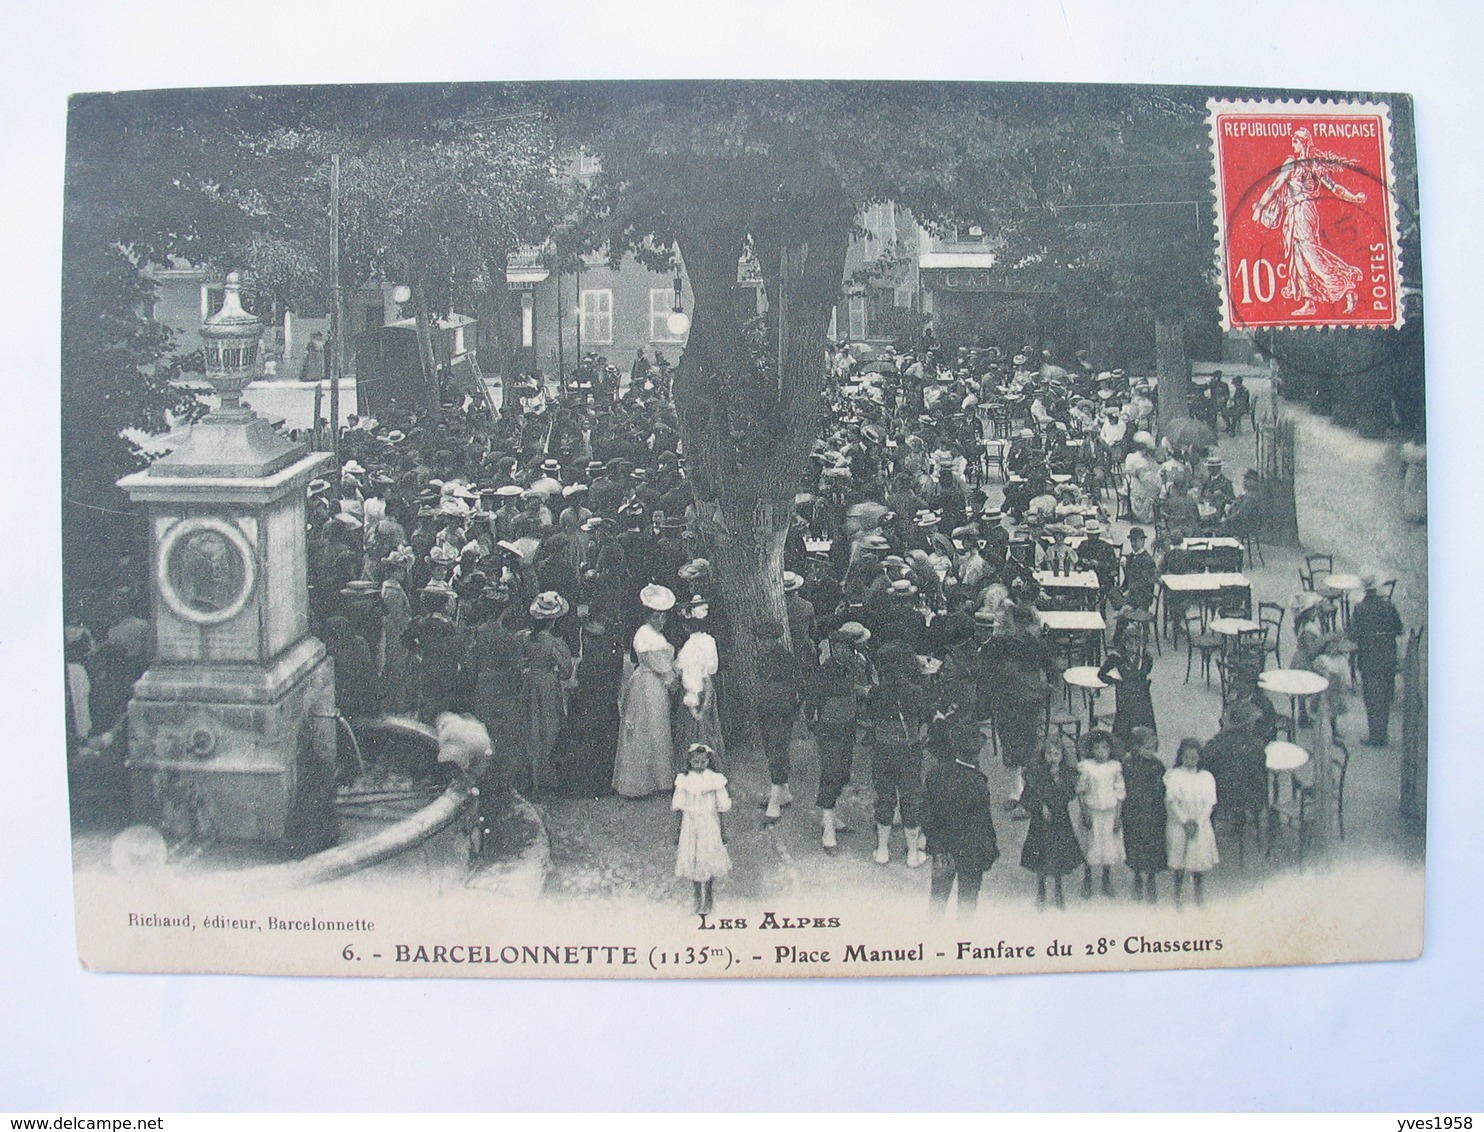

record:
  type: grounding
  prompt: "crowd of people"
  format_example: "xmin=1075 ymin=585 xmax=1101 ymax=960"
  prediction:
xmin=62 ymin=336 xmax=1408 ymax=916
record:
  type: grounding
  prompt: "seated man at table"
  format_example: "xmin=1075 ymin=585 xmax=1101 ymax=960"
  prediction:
xmin=1107 ymin=527 xmax=1159 ymax=643
xmin=1200 ymin=456 xmax=1236 ymax=515
xmin=1222 ymin=469 xmax=1264 ymax=538
xmin=1161 ymin=477 xmax=1203 ymax=544
xmin=1076 ymin=520 xmax=1121 ymax=594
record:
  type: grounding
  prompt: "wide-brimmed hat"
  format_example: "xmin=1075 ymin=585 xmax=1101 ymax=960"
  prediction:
xmin=440 ymin=497 xmax=470 ymax=517
xmin=640 ymin=583 xmax=676 ymax=612
xmin=859 ymin=534 xmax=891 ymax=551
xmin=529 ymin=591 xmax=570 ymax=620
xmin=383 ymin=545 xmax=415 ymax=569
xmin=837 ymin=621 xmax=871 ymax=643
xmin=580 ymin=516 xmax=607 ymax=532
xmin=782 ymin=571 xmax=804 ymax=592
xmin=562 ymin=483 xmax=588 ymax=498
xmin=384 ymin=430 xmax=406 ymax=444
xmin=332 ymin=512 xmax=363 ymax=530
xmin=307 ymin=477 xmax=331 ymax=498
xmin=341 ymin=460 xmax=366 ymax=476
xmin=677 ymin=558 xmax=711 ymax=580
xmin=429 ymin=544 xmax=459 ymax=564
xmin=889 ymin=578 xmax=918 ymax=597
xmin=494 ymin=484 xmax=524 ymax=499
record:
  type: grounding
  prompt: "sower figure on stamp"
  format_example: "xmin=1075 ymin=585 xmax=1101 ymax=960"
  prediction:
xmin=1252 ymin=126 xmax=1368 ymax=317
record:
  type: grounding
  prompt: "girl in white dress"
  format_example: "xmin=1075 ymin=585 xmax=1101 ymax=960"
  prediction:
xmin=1077 ymin=731 xmax=1126 ymax=898
xmin=1165 ymin=737 xmax=1219 ymax=907
xmin=673 ymin=743 xmax=732 ymax=916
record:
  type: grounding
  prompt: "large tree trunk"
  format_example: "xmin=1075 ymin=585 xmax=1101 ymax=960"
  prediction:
xmin=671 ymin=204 xmax=851 ymax=744
xmin=1154 ymin=312 xmax=1191 ymax=429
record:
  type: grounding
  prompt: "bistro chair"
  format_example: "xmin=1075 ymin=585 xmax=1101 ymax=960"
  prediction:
xmin=1185 ymin=607 xmax=1224 ymax=685
xmin=1229 ymin=625 xmax=1271 ymax=672
xmin=982 ymin=438 xmax=1010 ymax=483
xmin=1208 ymin=545 xmax=1245 ymax=574
xmin=1119 ymin=605 xmax=1160 ymax=660
xmin=1299 ymin=553 xmax=1334 ymax=592
xmin=1258 ymin=601 xmax=1286 ymax=666
xmin=1213 ymin=583 xmax=1252 ymax=621
xmin=1242 ymin=529 xmax=1265 ymax=569
xmin=1297 ymin=739 xmax=1353 ymax=868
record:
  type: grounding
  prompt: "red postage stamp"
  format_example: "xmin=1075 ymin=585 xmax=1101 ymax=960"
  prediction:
xmin=1208 ymin=99 xmax=1402 ymax=330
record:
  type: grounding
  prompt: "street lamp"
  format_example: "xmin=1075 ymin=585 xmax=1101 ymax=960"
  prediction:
xmin=666 ymin=269 xmax=690 ymax=338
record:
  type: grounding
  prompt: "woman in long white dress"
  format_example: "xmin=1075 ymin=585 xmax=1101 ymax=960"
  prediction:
xmin=1124 ymin=433 xmax=1162 ymax=524
xmin=673 ymin=596 xmax=725 ymax=773
xmin=612 ymin=585 xmax=679 ymax=798
xmin=1165 ymin=737 xmax=1219 ymax=907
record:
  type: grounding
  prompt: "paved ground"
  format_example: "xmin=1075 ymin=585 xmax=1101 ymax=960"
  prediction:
xmin=540 ymin=373 xmax=1429 ymax=916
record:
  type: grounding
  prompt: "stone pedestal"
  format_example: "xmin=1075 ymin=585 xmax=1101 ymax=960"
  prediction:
xmin=119 ymin=450 xmax=334 ymax=845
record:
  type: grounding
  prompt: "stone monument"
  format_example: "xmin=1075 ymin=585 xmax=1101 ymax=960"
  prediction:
xmin=118 ymin=273 xmax=336 ymax=846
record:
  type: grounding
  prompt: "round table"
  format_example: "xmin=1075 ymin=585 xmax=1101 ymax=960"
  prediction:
xmin=1322 ymin=573 xmax=1365 ymax=628
xmin=1265 ymin=740 xmax=1310 ymax=773
xmin=1259 ymin=668 xmax=1330 ymax=732
xmin=1264 ymin=740 xmax=1312 ymax=836
xmin=1063 ymin=665 xmax=1108 ymax=729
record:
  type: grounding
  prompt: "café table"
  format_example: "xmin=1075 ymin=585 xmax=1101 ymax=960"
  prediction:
xmin=1040 ymin=609 xmax=1107 ymax=665
xmin=1258 ymin=668 xmax=1330 ymax=733
xmin=1035 ymin=569 xmax=1100 ymax=591
xmin=1062 ymin=665 xmax=1109 ymax=729
xmin=1321 ymin=573 xmax=1364 ymax=629
xmin=1263 ymin=740 xmax=1312 ymax=850
xmin=1035 ymin=570 xmax=1101 ymax=611
xmin=1159 ymin=571 xmax=1252 ymax=637
xmin=1209 ymin=616 xmax=1259 ymax=635
xmin=1180 ymin=537 xmax=1243 ymax=552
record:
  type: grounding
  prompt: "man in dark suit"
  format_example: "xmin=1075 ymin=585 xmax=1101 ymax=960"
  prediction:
xmin=923 ymin=723 xmax=1001 ymax=915
xmin=1349 ymin=574 xmax=1404 ymax=746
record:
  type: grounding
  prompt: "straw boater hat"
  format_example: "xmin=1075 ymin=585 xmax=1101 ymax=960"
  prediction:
xmin=307 ymin=477 xmax=331 ymax=498
xmin=889 ymin=578 xmax=918 ymax=597
xmin=580 ymin=516 xmax=607 ymax=532
xmin=860 ymin=534 xmax=892 ymax=552
xmin=837 ymin=621 xmax=871 ymax=644
xmin=342 ymin=460 xmax=366 ymax=476
xmin=529 ymin=591 xmax=570 ymax=621
xmin=494 ymin=484 xmax=524 ymax=500
xmin=541 ymin=458 xmax=562 ymax=474
xmin=782 ymin=571 xmax=804 ymax=592
xmin=640 ymin=583 xmax=676 ymax=612
xmin=914 ymin=510 xmax=941 ymax=528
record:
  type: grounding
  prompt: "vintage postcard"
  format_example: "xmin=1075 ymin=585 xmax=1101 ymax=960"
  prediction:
xmin=61 ymin=80 xmax=1426 ymax=979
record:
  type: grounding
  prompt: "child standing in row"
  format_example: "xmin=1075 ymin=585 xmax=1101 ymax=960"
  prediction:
xmin=1165 ymin=737 xmax=1219 ymax=907
xmin=1019 ymin=739 xmax=1084 ymax=908
xmin=1120 ymin=726 xmax=1169 ymax=902
xmin=1078 ymin=731 xmax=1126 ymax=898
xmin=673 ymin=742 xmax=731 ymax=915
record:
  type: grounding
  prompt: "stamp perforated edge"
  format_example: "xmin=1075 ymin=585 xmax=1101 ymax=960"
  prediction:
xmin=1206 ymin=96 xmax=1403 ymax=332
